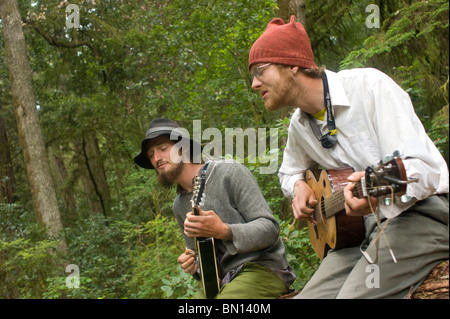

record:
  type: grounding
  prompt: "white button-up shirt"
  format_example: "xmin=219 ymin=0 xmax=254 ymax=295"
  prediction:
xmin=278 ymin=68 xmax=449 ymax=218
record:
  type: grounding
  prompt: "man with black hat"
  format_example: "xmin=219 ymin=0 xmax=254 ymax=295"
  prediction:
xmin=134 ymin=118 xmax=295 ymax=299
xmin=248 ymin=16 xmax=448 ymax=298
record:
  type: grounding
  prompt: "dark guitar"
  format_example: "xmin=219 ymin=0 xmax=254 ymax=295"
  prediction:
xmin=192 ymin=167 xmax=221 ymax=299
xmin=306 ymin=153 xmax=413 ymax=260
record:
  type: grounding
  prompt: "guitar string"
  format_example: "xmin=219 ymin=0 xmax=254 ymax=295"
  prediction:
xmin=321 ymin=183 xmax=398 ymax=264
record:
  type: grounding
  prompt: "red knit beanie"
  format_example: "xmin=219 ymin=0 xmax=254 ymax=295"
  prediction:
xmin=248 ymin=15 xmax=317 ymax=71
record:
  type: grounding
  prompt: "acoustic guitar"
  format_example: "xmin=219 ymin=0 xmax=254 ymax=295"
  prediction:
xmin=191 ymin=167 xmax=221 ymax=299
xmin=306 ymin=152 xmax=414 ymax=260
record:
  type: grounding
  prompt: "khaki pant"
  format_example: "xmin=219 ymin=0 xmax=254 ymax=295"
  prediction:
xmin=296 ymin=195 xmax=449 ymax=299
xmin=193 ymin=262 xmax=289 ymax=299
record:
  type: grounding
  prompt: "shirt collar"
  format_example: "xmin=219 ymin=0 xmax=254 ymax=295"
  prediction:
xmin=175 ymin=160 xmax=215 ymax=194
xmin=298 ymin=69 xmax=351 ymax=121
xmin=176 ymin=183 xmax=189 ymax=194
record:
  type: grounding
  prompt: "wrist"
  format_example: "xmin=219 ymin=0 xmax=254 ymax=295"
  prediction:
xmin=222 ymin=223 xmax=233 ymax=241
xmin=293 ymin=179 xmax=305 ymax=196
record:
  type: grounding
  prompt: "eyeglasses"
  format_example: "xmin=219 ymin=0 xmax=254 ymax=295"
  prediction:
xmin=251 ymin=63 xmax=272 ymax=79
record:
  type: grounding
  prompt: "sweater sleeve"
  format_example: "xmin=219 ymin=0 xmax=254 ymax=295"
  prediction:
xmin=222 ymin=163 xmax=280 ymax=255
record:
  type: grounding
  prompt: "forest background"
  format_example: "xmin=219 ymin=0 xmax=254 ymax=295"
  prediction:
xmin=0 ymin=0 xmax=448 ymax=299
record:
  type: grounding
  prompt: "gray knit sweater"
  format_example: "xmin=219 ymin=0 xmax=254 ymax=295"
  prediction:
xmin=172 ymin=160 xmax=294 ymax=285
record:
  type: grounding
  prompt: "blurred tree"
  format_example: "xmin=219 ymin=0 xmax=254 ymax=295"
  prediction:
xmin=0 ymin=101 xmax=16 ymax=203
xmin=0 ymin=0 xmax=65 ymax=249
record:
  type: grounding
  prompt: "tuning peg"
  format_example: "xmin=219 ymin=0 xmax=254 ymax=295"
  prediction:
xmin=393 ymin=150 xmax=402 ymax=158
xmin=400 ymin=194 xmax=412 ymax=203
xmin=382 ymin=197 xmax=393 ymax=206
xmin=383 ymin=154 xmax=394 ymax=163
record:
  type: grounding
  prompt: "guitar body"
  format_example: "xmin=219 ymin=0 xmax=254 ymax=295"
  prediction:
xmin=195 ymin=236 xmax=221 ymax=299
xmin=306 ymin=168 xmax=364 ymax=260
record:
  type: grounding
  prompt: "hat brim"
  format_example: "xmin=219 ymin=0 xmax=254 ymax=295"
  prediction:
xmin=133 ymin=131 xmax=202 ymax=169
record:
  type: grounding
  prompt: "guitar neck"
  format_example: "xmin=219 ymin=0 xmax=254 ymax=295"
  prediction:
xmin=324 ymin=183 xmax=364 ymax=218
xmin=193 ymin=205 xmax=200 ymax=216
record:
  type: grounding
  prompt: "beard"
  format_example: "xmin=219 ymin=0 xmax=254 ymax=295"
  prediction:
xmin=264 ymin=73 xmax=293 ymax=112
xmin=156 ymin=161 xmax=185 ymax=188
xmin=264 ymin=67 xmax=308 ymax=112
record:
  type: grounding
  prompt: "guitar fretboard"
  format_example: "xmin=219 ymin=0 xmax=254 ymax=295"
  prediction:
xmin=323 ymin=183 xmax=364 ymax=218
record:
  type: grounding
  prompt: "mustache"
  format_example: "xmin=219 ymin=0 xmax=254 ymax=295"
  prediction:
xmin=156 ymin=160 xmax=169 ymax=169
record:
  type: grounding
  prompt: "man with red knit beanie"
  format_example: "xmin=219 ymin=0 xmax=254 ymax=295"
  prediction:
xmin=248 ymin=15 xmax=317 ymax=71
xmin=249 ymin=16 xmax=449 ymax=299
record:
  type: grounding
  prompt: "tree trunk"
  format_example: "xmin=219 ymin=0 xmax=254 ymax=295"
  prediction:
xmin=0 ymin=102 xmax=16 ymax=203
xmin=74 ymin=135 xmax=111 ymax=217
xmin=277 ymin=0 xmax=306 ymax=24
xmin=83 ymin=135 xmax=111 ymax=216
xmin=0 ymin=0 xmax=65 ymax=248
xmin=410 ymin=260 xmax=449 ymax=299
xmin=48 ymin=145 xmax=78 ymax=222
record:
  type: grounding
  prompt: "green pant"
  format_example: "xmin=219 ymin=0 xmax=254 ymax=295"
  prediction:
xmin=296 ymin=195 xmax=449 ymax=299
xmin=193 ymin=262 xmax=288 ymax=299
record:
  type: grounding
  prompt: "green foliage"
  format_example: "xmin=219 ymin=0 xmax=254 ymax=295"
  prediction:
xmin=161 ymin=268 xmax=198 ymax=299
xmin=43 ymin=275 xmax=94 ymax=299
xmin=0 ymin=237 xmax=61 ymax=298
xmin=340 ymin=0 xmax=449 ymax=123
xmin=60 ymin=215 xmax=133 ymax=298
xmin=0 ymin=203 xmax=62 ymax=298
xmin=0 ymin=203 xmax=188 ymax=299
xmin=120 ymin=215 xmax=197 ymax=298
xmin=119 ymin=168 xmax=176 ymax=220
xmin=278 ymin=218 xmax=319 ymax=291
xmin=243 ymin=117 xmax=290 ymax=213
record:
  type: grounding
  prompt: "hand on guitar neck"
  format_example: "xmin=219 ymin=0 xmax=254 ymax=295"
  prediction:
xmin=344 ymin=171 xmax=378 ymax=216
xmin=184 ymin=207 xmax=232 ymax=241
xmin=292 ymin=171 xmax=377 ymax=221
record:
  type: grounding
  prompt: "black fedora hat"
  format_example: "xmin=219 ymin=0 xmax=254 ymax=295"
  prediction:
xmin=133 ymin=118 xmax=202 ymax=169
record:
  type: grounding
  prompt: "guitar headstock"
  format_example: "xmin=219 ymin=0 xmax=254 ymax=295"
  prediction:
xmin=362 ymin=150 xmax=417 ymax=204
xmin=191 ymin=175 xmax=206 ymax=212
